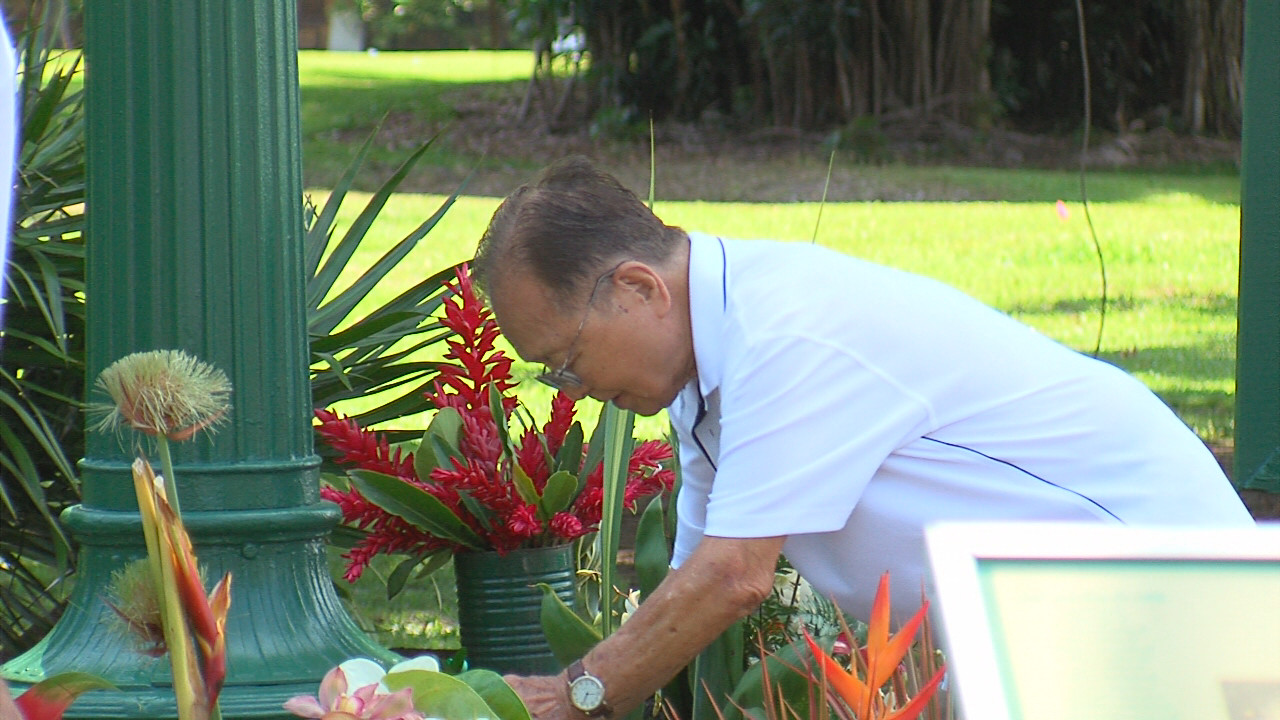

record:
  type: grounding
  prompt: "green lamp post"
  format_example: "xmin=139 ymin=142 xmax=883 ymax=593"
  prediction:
xmin=0 ymin=2 xmax=398 ymax=717
xmin=1235 ymin=0 xmax=1280 ymax=509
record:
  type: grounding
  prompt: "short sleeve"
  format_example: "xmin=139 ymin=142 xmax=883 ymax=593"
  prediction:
xmin=704 ymin=333 xmax=933 ymax=538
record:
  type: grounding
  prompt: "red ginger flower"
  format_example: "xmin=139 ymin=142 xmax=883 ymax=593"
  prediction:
xmin=315 ymin=408 xmax=415 ymax=479
xmin=316 ymin=264 xmax=677 ymax=575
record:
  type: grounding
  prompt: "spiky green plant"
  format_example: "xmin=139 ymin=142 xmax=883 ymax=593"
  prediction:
xmin=305 ymin=122 xmax=466 ymax=447
xmin=0 ymin=10 xmax=87 ymax=659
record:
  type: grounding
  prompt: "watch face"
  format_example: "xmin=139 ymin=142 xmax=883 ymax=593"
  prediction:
xmin=570 ymin=676 xmax=606 ymax=710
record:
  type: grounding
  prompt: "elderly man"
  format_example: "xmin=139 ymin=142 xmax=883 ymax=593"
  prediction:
xmin=471 ymin=156 xmax=1252 ymax=720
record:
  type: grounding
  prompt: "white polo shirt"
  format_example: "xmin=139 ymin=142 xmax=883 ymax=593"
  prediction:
xmin=668 ymin=232 xmax=1252 ymax=622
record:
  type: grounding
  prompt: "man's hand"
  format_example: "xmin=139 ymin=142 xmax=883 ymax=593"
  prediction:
xmin=504 ymin=673 xmax=577 ymax=720
xmin=503 ymin=536 xmax=786 ymax=720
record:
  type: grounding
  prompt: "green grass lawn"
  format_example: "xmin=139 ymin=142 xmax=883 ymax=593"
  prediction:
xmin=316 ymin=189 xmax=1240 ymax=447
xmin=299 ymin=50 xmax=539 ymax=189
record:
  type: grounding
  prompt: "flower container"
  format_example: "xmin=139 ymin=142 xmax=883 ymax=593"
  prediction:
xmin=454 ymin=544 xmax=577 ymax=675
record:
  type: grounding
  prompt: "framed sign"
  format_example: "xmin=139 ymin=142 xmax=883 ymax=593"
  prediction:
xmin=925 ymin=523 xmax=1280 ymax=720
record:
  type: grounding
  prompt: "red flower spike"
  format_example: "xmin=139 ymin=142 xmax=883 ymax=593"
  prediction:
xmin=316 ymin=263 xmax=678 ymax=566
xmin=314 ymin=409 xmax=415 ymax=480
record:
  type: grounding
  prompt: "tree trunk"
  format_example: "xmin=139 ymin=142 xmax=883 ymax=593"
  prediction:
xmin=1183 ymin=0 xmax=1243 ymax=135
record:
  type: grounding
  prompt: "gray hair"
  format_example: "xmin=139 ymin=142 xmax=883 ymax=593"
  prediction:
xmin=473 ymin=156 xmax=685 ymax=311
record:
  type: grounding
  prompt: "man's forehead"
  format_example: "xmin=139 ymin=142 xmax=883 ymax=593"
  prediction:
xmin=489 ymin=273 xmax=569 ymax=362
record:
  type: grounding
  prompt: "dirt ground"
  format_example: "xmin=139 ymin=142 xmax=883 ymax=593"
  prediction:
xmin=382 ymin=82 xmax=1243 ymax=201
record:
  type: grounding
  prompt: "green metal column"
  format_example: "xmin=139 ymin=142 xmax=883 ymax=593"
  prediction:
xmin=0 ymin=3 xmax=397 ymax=718
xmin=1235 ymin=0 xmax=1280 ymax=496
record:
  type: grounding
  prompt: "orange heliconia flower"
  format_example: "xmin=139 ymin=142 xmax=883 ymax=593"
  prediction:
xmin=804 ymin=573 xmax=945 ymax=720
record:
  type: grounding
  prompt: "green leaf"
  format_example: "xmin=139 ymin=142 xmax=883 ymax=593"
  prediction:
xmin=539 ymin=471 xmax=577 ymax=517
xmin=722 ymin=638 xmax=815 ymax=720
xmin=511 ymin=462 xmax=540 ymax=506
xmin=634 ymin=494 xmax=670 ymax=600
xmin=383 ymin=668 xmax=507 ymax=720
xmin=348 ymin=469 xmax=485 ymax=550
xmin=309 ymin=310 xmax=427 ymax=354
xmin=488 ymin=383 xmax=516 ymax=464
xmin=425 ymin=407 xmax=464 ymax=462
xmin=537 ymin=582 xmax=602 ymax=665
xmin=692 ymin=622 xmax=748 ymax=720
xmin=457 ymin=490 xmax=496 ymax=532
xmin=388 ymin=551 xmax=451 ymax=600
xmin=456 ymin=669 xmax=533 ymax=720
xmin=597 ymin=403 xmax=635 ymax=638
xmin=553 ymin=422 xmax=585 ymax=475
xmin=387 ymin=556 xmax=421 ymax=600
xmin=578 ymin=406 xmax=609 ymax=493
xmin=310 ymin=189 xmax=457 ymax=336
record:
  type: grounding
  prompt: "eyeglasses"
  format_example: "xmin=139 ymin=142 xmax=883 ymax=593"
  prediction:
xmin=536 ymin=262 xmax=625 ymax=391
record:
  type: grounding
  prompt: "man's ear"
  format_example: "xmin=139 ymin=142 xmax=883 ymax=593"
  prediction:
xmin=614 ymin=261 xmax=673 ymax=314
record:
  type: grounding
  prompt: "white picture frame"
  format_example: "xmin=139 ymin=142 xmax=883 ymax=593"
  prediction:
xmin=925 ymin=522 xmax=1280 ymax=720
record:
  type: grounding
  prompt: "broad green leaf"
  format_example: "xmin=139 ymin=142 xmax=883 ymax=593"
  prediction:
xmin=634 ymin=494 xmax=670 ymax=600
xmin=665 ymin=426 xmax=682 ymax=538
xmin=383 ymin=668 xmax=503 ymax=720
xmin=511 ymin=463 xmax=540 ymax=506
xmin=553 ymin=422 xmax=585 ymax=475
xmin=456 ymin=669 xmax=533 ymax=720
xmin=423 ymin=407 xmax=465 ymax=465
xmin=348 ymin=469 xmax=484 ymax=550
xmin=539 ymin=471 xmax=577 ymax=517
xmin=428 ymin=434 xmax=461 ymax=471
xmin=537 ymin=582 xmax=601 ymax=665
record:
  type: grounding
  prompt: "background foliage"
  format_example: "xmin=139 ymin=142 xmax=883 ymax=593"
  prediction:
xmin=0 ymin=16 xmax=85 ymax=660
xmin=495 ymin=0 xmax=1242 ymax=136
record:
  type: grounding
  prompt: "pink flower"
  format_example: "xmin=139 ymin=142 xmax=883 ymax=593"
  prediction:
xmin=284 ymin=666 xmax=421 ymax=720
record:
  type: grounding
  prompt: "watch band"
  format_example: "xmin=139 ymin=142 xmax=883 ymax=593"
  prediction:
xmin=567 ymin=659 xmax=613 ymax=718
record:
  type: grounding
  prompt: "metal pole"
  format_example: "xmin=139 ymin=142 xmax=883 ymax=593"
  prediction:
xmin=1235 ymin=0 xmax=1280 ymax=501
xmin=1 ymin=3 xmax=398 ymax=717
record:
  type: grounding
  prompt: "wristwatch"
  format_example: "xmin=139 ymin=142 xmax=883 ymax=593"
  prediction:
xmin=566 ymin=659 xmax=612 ymax=718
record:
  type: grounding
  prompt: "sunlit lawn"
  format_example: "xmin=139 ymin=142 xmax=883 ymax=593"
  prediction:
xmin=314 ymin=189 xmax=1240 ymax=447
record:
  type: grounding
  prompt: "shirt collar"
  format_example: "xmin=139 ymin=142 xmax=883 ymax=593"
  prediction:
xmin=686 ymin=232 xmax=728 ymax=399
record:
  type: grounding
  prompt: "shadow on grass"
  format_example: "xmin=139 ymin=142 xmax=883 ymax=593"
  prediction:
xmin=1099 ymin=339 xmax=1235 ymax=384
xmin=1006 ymin=292 xmax=1236 ymax=318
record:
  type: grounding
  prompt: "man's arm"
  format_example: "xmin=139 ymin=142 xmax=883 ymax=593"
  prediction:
xmin=507 ymin=534 xmax=786 ymax=720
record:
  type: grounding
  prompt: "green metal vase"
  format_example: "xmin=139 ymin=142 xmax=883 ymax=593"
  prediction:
xmin=453 ymin=544 xmax=577 ymax=675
